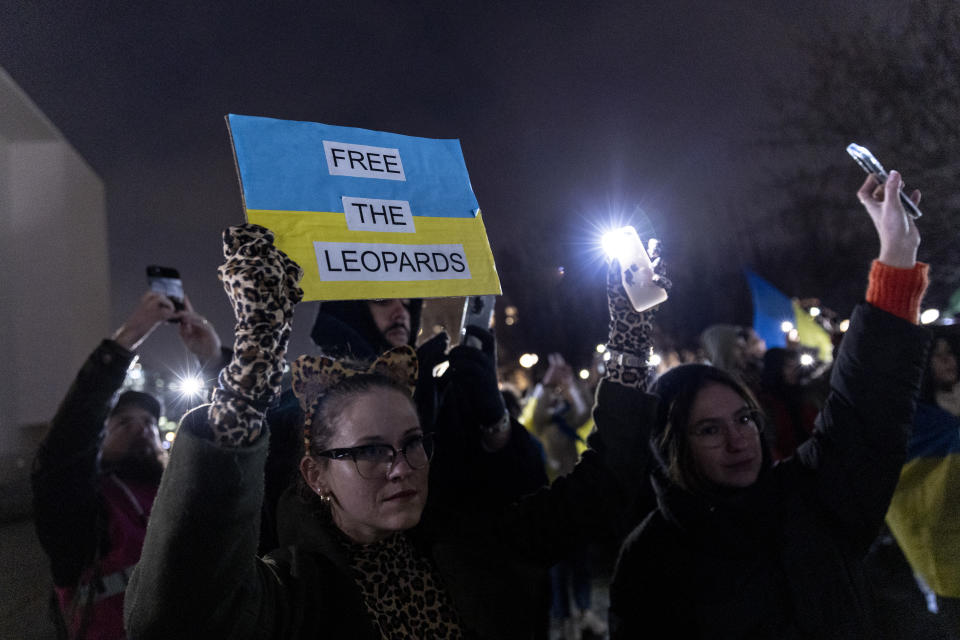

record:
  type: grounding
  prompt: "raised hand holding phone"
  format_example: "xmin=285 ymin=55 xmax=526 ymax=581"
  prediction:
xmin=460 ymin=295 xmax=496 ymax=349
xmin=176 ymin=295 xmax=222 ymax=362
xmin=847 ymin=143 xmax=923 ymax=219
xmin=146 ymin=265 xmax=186 ymax=310
xmin=112 ymin=291 xmax=177 ymax=351
xmin=602 ymin=227 xmax=668 ymax=313
xmin=857 ymin=170 xmax=921 ymax=269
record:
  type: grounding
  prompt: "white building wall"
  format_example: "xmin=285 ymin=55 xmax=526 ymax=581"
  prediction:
xmin=0 ymin=68 xmax=108 ymax=465
xmin=0 ymin=67 xmax=108 ymax=640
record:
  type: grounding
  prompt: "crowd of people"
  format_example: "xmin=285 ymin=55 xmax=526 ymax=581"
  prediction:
xmin=28 ymin=168 xmax=960 ymax=639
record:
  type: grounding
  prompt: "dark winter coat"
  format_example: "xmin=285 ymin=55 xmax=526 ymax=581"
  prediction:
xmin=32 ymin=340 xmax=159 ymax=639
xmin=609 ymin=303 xmax=930 ymax=639
xmin=124 ymin=381 xmax=654 ymax=639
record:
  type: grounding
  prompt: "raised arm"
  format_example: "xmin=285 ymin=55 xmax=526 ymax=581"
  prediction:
xmin=176 ymin=294 xmax=230 ymax=377
xmin=490 ymin=253 xmax=668 ymax=565
xmin=796 ymin=170 xmax=930 ymax=549
xmin=125 ymin=225 xmax=303 ymax=639
xmin=589 ymin=242 xmax=671 ymax=481
xmin=32 ymin=291 xmax=174 ymax=586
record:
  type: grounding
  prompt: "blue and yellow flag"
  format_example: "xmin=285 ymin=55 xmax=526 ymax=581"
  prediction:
xmin=886 ymin=402 xmax=960 ymax=598
xmin=227 ymin=114 xmax=501 ymax=301
xmin=745 ymin=270 xmax=833 ymax=362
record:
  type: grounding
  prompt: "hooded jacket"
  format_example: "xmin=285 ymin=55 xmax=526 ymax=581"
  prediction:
xmin=609 ymin=303 xmax=929 ymax=639
xmin=310 ymin=299 xmax=424 ymax=360
xmin=310 ymin=299 xmax=547 ymax=511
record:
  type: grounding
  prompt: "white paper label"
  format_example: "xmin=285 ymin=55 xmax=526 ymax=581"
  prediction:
xmin=314 ymin=242 xmax=471 ymax=281
xmin=323 ymin=140 xmax=406 ymax=181
xmin=341 ymin=197 xmax=415 ymax=233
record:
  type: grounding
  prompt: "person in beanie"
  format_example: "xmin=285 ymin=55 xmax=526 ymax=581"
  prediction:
xmin=608 ymin=172 xmax=931 ymax=638
xmin=32 ymin=289 xmax=221 ymax=639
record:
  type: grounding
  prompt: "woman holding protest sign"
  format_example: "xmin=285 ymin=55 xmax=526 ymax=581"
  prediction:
xmin=123 ymin=221 xmax=663 ymax=639
xmin=607 ymin=171 xmax=931 ymax=638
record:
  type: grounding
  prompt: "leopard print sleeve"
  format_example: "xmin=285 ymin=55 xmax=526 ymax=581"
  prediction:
xmin=207 ymin=224 xmax=303 ymax=447
xmin=605 ymin=242 xmax=669 ymax=391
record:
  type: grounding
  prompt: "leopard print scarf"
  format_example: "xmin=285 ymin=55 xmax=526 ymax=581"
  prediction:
xmin=344 ymin=533 xmax=463 ymax=639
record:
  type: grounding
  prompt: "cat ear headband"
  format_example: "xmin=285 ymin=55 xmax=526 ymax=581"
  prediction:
xmin=291 ymin=345 xmax=418 ymax=450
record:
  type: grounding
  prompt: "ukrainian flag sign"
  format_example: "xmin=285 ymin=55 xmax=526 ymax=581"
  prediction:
xmin=227 ymin=114 xmax=501 ymax=301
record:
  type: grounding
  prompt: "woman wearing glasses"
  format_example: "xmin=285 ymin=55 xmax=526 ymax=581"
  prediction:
xmin=124 ymin=221 xmax=660 ymax=639
xmin=608 ymin=172 xmax=931 ymax=639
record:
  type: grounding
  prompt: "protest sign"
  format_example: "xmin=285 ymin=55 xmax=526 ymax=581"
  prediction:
xmin=227 ymin=114 xmax=501 ymax=301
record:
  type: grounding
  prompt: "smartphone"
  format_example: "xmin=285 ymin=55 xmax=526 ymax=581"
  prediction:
xmin=846 ymin=143 xmax=922 ymax=219
xmin=146 ymin=266 xmax=186 ymax=314
xmin=460 ymin=295 xmax=496 ymax=349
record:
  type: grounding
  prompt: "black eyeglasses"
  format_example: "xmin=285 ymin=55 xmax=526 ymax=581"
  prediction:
xmin=315 ymin=433 xmax=435 ymax=479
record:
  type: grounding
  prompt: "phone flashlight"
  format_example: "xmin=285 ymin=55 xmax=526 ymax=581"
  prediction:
xmin=846 ymin=143 xmax=922 ymax=219
xmin=601 ymin=226 xmax=667 ymax=313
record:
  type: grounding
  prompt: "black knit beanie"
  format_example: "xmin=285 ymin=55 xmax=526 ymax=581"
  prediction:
xmin=110 ymin=390 xmax=162 ymax=421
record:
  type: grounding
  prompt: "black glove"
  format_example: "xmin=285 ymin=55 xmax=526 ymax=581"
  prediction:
xmin=445 ymin=326 xmax=506 ymax=426
xmin=414 ymin=331 xmax=450 ymax=431
xmin=416 ymin=331 xmax=450 ymax=374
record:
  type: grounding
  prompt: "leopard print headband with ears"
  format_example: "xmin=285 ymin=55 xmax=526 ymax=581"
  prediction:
xmin=291 ymin=345 xmax=419 ymax=451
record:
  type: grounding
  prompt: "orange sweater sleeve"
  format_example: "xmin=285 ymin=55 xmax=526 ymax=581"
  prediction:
xmin=865 ymin=260 xmax=929 ymax=324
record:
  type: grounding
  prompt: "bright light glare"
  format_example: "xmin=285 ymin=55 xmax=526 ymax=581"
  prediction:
xmin=578 ymin=369 xmax=590 ymax=380
xmin=164 ymin=431 xmax=176 ymax=442
xmin=519 ymin=353 xmax=539 ymax=368
xmin=920 ymin=308 xmax=941 ymax=325
xmin=602 ymin=351 xmax=612 ymax=362
xmin=173 ymin=375 xmax=205 ymax=399
xmin=839 ymin=319 xmax=850 ymax=332
xmin=809 ymin=307 xmax=821 ymax=317
xmin=601 ymin=227 xmax=632 ymax=261
xmin=648 ymin=353 xmax=662 ymax=367
xmin=788 ymin=329 xmax=799 ymax=342
xmin=780 ymin=321 xmax=794 ymax=333
xmin=799 ymin=353 xmax=815 ymax=367
xmin=595 ymin=344 xmax=606 ymax=353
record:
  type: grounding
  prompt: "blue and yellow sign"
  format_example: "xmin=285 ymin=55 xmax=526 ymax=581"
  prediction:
xmin=227 ymin=114 xmax=501 ymax=301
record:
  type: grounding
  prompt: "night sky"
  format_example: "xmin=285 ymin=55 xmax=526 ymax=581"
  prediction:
xmin=0 ymin=1 xmax=898 ymax=372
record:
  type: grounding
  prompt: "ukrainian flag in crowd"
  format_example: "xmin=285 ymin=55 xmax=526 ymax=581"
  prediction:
xmin=745 ymin=270 xmax=833 ymax=362
xmin=886 ymin=402 xmax=960 ymax=598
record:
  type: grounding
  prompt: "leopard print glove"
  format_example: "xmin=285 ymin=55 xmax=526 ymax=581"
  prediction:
xmin=208 ymin=224 xmax=303 ymax=447
xmin=606 ymin=242 xmax=669 ymax=390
